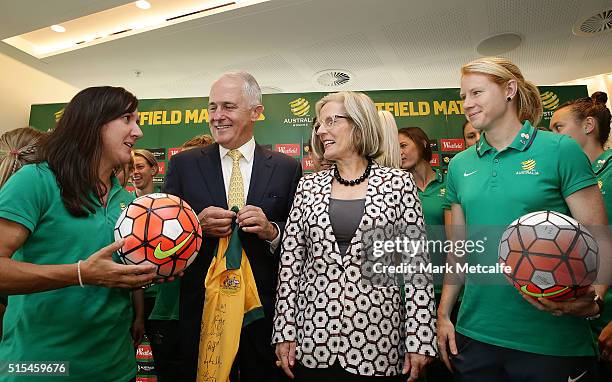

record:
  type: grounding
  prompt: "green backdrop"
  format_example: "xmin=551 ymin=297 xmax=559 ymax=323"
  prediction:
xmin=29 ymin=85 xmax=587 ymax=183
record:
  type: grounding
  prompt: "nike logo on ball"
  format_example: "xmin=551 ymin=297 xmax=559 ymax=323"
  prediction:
xmin=154 ymin=230 xmax=195 ymax=260
xmin=568 ymin=370 xmax=587 ymax=382
xmin=463 ymin=170 xmax=477 ymax=177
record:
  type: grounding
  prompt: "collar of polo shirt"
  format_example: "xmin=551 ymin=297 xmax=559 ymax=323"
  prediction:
xmin=476 ymin=121 xmax=538 ymax=157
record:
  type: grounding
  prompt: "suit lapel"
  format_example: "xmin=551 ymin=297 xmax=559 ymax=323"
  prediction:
xmin=246 ymin=144 xmax=274 ymax=206
xmin=196 ymin=143 xmax=228 ymax=209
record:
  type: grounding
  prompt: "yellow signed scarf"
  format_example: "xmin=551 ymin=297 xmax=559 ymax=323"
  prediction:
xmin=197 ymin=214 xmax=264 ymax=382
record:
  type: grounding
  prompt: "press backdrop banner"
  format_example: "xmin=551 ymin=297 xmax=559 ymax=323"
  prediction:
xmin=29 ymin=85 xmax=587 ymax=182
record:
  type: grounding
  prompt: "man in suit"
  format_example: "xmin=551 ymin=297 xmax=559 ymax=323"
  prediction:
xmin=163 ymin=71 xmax=302 ymax=382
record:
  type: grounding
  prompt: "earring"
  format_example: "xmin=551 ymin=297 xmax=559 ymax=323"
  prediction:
xmin=507 ymin=97 xmax=512 ymax=102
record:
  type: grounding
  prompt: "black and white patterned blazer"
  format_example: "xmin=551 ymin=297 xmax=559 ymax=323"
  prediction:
xmin=272 ymin=163 xmax=437 ymax=376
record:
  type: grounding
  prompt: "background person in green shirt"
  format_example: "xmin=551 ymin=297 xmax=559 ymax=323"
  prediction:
xmin=462 ymin=121 xmax=480 ymax=149
xmin=0 ymin=86 xmax=158 ymax=382
xmin=438 ymin=57 xmax=610 ymax=382
xmin=398 ymin=126 xmax=453 ymax=382
xmin=550 ymin=91 xmax=612 ymax=376
xmin=130 ymin=149 xmax=160 ymax=344
xmin=0 ymin=127 xmax=46 ymax=339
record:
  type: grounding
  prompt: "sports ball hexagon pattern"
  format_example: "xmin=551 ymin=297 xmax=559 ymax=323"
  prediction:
xmin=114 ymin=193 xmax=203 ymax=278
xmin=498 ymin=210 xmax=598 ymax=301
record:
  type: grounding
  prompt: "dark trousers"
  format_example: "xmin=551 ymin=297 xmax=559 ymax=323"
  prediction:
xmin=294 ymin=362 xmax=404 ymax=382
xmin=231 ymin=316 xmax=289 ymax=382
xmin=450 ymin=332 xmax=599 ymax=382
xmin=149 ymin=319 xmax=181 ymax=382
xmin=143 ymin=297 xmax=156 ymax=337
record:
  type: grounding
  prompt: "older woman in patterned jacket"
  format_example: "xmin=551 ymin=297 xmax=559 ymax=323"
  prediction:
xmin=272 ymin=91 xmax=437 ymax=382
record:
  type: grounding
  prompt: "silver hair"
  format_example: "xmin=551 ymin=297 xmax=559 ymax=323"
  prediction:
xmin=218 ymin=71 xmax=262 ymax=107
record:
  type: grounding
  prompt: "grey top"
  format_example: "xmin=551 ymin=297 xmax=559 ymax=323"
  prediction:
xmin=329 ymin=198 xmax=365 ymax=255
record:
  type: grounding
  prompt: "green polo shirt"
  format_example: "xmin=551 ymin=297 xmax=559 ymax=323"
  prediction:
xmin=419 ymin=169 xmax=449 ymax=227
xmin=445 ymin=121 xmax=598 ymax=356
xmin=148 ymin=279 xmax=180 ymax=321
xmin=593 ymin=150 xmax=612 ymax=219
xmin=0 ymin=163 xmax=137 ymax=381
xmin=418 ymin=169 xmax=449 ymax=292
xmin=591 ymin=150 xmax=612 ymax=335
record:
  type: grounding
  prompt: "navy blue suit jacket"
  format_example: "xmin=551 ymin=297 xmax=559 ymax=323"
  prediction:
xmin=163 ymin=142 xmax=302 ymax=381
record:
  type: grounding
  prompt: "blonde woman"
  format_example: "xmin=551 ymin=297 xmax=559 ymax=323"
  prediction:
xmin=0 ymin=127 xmax=45 ymax=188
xmin=0 ymin=127 xmax=45 ymax=337
xmin=438 ymin=57 xmax=609 ymax=381
xmin=376 ymin=110 xmax=401 ymax=168
xmin=131 ymin=149 xmax=159 ymax=196
xmin=273 ymin=91 xmax=436 ymax=382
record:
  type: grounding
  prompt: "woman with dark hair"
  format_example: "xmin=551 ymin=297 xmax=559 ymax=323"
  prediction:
xmin=398 ymin=127 xmax=450 ymax=233
xmin=0 ymin=86 xmax=158 ymax=382
xmin=550 ymin=92 xmax=612 ymax=375
xmin=398 ymin=126 xmax=453 ymax=382
xmin=462 ymin=121 xmax=480 ymax=148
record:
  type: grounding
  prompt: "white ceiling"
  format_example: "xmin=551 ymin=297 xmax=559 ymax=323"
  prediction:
xmin=1 ymin=0 xmax=611 ymax=99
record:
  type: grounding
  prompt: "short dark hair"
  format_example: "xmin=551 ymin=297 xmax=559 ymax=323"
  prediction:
xmin=42 ymin=86 xmax=138 ymax=217
xmin=397 ymin=127 xmax=432 ymax=162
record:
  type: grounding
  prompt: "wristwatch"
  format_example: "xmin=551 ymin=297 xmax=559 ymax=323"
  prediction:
xmin=586 ymin=294 xmax=604 ymax=320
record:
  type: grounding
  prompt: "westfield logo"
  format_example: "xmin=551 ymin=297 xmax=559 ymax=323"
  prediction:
xmin=440 ymin=139 xmax=465 ymax=152
xmin=275 ymin=144 xmax=300 ymax=156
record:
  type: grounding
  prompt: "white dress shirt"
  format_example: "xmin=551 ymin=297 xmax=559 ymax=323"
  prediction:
xmin=218 ymin=137 xmax=280 ymax=251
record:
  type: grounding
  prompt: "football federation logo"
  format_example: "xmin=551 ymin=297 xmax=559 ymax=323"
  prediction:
xmin=540 ymin=91 xmax=560 ymax=111
xmin=521 ymin=159 xmax=536 ymax=171
xmin=220 ymin=272 xmax=241 ymax=295
xmin=289 ymin=97 xmax=310 ymax=117
xmin=516 ymin=159 xmax=539 ymax=175
xmin=54 ymin=108 xmax=65 ymax=122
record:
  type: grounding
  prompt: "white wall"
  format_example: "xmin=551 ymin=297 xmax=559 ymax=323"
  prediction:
xmin=0 ymin=52 xmax=78 ymax=134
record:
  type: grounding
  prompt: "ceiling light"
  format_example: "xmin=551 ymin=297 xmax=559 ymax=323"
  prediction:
xmin=50 ymin=25 xmax=66 ymax=33
xmin=476 ymin=33 xmax=522 ymax=56
xmin=3 ymin=0 xmax=271 ymax=59
xmin=135 ymin=1 xmax=151 ymax=10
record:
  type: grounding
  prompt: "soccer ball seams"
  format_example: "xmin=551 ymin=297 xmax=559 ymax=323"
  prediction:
xmin=114 ymin=193 xmax=202 ymax=277
xmin=499 ymin=211 xmax=598 ymax=301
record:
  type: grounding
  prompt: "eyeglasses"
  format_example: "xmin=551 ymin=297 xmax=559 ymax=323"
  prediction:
xmin=313 ymin=115 xmax=350 ymax=132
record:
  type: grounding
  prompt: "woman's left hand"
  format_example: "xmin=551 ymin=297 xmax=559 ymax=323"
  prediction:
xmin=131 ymin=317 xmax=145 ymax=348
xmin=403 ymin=353 xmax=433 ymax=382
